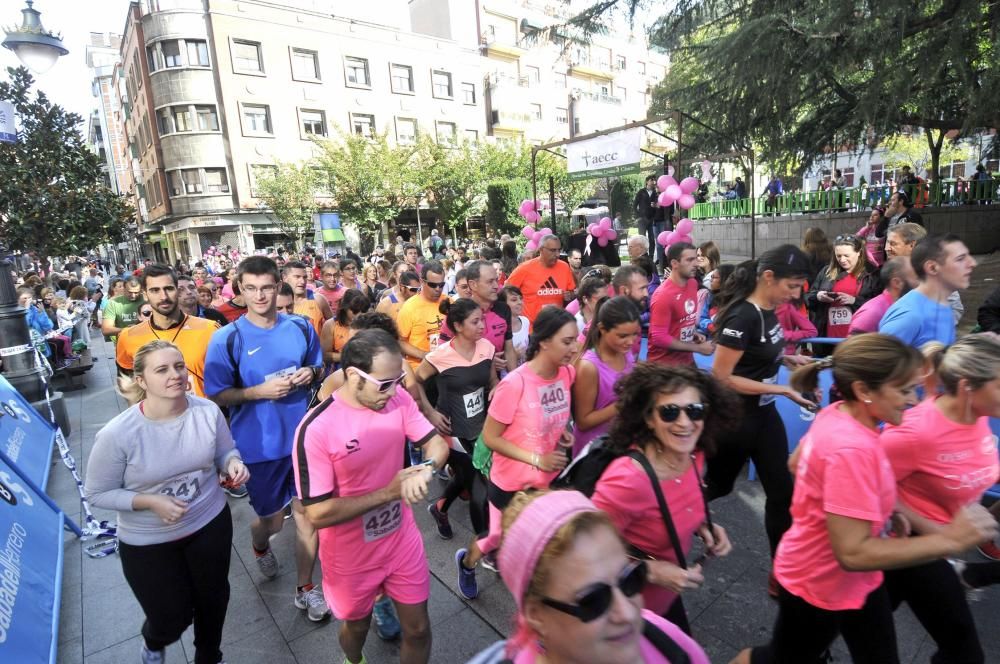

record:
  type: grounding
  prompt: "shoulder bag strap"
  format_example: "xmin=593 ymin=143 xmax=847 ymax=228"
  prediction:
xmin=626 ymin=450 xmax=687 ymax=569
xmin=642 ymin=618 xmax=692 ymax=664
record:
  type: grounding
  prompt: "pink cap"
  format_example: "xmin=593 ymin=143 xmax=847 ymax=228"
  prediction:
xmin=498 ymin=491 xmax=598 ymax=610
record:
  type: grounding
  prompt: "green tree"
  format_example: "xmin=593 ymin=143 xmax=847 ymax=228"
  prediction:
xmin=536 ymin=149 xmax=596 ymax=218
xmin=0 ymin=67 xmax=132 ymax=266
xmin=882 ymin=134 xmax=972 ymax=179
xmin=253 ymin=162 xmax=321 ymax=249
xmin=569 ymin=0 xmax=1000 ymax=181
xmin=420 ymin=135 xmax=481 ymax=239
xmin=314 ymin=130 xmax=414 ymax=250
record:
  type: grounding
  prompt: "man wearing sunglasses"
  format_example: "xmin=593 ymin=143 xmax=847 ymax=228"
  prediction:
xmin=204 ymin=256 xmax=329 ymax=622
xmin=294 ymin=329 xmax=449 ymax=664
xmin=396 ymin=261 xmax=447 ymax=368
xmin=376 ymin=266 xmax=420 ymax=321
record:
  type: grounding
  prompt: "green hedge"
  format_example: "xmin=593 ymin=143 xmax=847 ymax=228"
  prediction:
xmin=486 ymin=178 xmax=532 ymax=237
xmin=609 ymin=175 xmax=644 ymax=223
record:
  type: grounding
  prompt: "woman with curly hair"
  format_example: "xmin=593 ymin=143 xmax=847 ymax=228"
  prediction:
xmin=591 ymin=363 xmax=740 ymax=633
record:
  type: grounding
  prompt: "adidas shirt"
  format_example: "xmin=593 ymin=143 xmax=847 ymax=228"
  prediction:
xmin=505 ymin=258 xmax=576 ymax=323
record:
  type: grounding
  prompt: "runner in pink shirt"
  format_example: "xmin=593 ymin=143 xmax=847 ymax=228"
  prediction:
xmin=734 ymin=334 xmax=996 ymax=664
xmin=293 ymin=329 xmax=450 ymax=664
xmin=880 ymin=335 xmax=1000 ymax=664
xmin=648 ymin=243 xmax=715 ymax=365
xmin=455 ymin=307 xmax=578 ymax=600
xmin=592 ymin=364 xmax=738 ymax=631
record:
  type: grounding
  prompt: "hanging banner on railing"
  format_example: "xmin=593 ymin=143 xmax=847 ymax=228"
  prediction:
xmin=566 ymin=128 xmax=643 ymax=181
xmin=0 ymin=375 xmax=56 ymax=491
xmin=0 ymin=451 xmax=64 ymax=664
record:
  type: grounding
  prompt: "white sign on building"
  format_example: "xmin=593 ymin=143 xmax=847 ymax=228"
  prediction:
xmin=0 ymin=101 xmax=16 ymax=144
xmin=566 ymin=127 xmax=642 ymax=181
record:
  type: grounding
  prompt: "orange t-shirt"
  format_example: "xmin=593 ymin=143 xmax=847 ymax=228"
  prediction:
xmin=115 ymin=314 xmax=220 ymax=396
xmin=294 ymin=298 xmax=325 ymax=336
xmin=505 ymin=258 xmax=576 ymax=323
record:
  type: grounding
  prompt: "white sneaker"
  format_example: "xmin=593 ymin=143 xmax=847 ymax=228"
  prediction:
xmin=294 ymin=585 xmax=331 ymax=622
xmin=255 ymin=547 xmax=279 ymax=579
xmin=140 ymin=644 xmax=165 ymax=663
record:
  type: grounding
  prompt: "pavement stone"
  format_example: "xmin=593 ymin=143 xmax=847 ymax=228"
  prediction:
xmin=49 ymin=332 xmax=1000 ymax=663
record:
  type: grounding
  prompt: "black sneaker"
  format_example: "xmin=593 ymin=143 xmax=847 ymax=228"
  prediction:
xmin=428 ymin=501 xmax=453 ymax=539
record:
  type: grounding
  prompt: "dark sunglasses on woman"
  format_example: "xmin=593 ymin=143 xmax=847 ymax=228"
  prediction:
xmin=540 ymin=560 xmax=648 ymax=623
xmin=657 ymin=403 xmax=707 ymax=423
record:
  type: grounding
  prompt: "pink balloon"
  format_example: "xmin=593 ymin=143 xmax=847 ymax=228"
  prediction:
xmin=597 ymin=236 xmax=609 ymax=247
xmin=588 ymin=223 xmax=600 ymax=235
xmin=656 ymin=175 xmax=670 ymax=191
xmin=605 ymin=229 xmax=617 ymax=241
xmin=657 ymin=231 xmax=671 ymax=246
xmin=524 ymin=210 xmax=540 ymax=223
xmin=666 ymin=184 xmax=683 ymax=200
xmin=678 ymin=193 xmax=696 ymax=210
xmin=522 ymin=226 xmax=535 ymax=239
xmin=599 ymin=217 xmax=612 ymax=230
xmin=525 ymin=240 xmax=538 ymax=252
xmin=678 ymin=234 xmax=693 ymax=244
xmin=519 ymin=199 xmax=533 ymax=215
xmin=680 ymin=177 xmax=700 ymax=195
xmin=539 ymin=227 xmax=553 ymax=237
xmin=676 ymin=219 xmax=693 ymax=235
xmin=658 ymin=191 xmax=674 ymax=207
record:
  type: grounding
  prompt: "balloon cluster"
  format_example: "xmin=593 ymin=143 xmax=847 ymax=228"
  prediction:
xmin=518 ymin=199 xmax=544 ymax=224
xmin=521 ymin=224 xmax=554 ymax=252
xmin=655 ymin=174 xmax=700 ymax=211
xmin=588 ymin=217 xmax=618 ymax=247
xmin=658 ymin=218 xmax=695 ymax=248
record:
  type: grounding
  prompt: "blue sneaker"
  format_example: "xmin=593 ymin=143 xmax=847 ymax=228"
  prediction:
xmin=455 ymin=548 xmax=479 ymax=599
xmin=372 ymin=595 xmax=401 ymax=640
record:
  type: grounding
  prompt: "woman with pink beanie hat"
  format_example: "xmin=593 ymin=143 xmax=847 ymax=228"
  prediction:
xmin=465 ymin=490 xmax=710 ymax=664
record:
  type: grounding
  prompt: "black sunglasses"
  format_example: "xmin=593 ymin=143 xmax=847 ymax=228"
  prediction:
xmin=140 ymin=310 xmax=153 ymax=317
xmin=404 ymin=285 xmax=421 ymax=293
xmin=583 ymin=268 xmax=606 ymax=280
xmin=541 ymin=560 xmax=647 ymax=623
xmin=657 ymin=403 xmax=707 ymax=423
xmin=424 ymin=281 xmax=445 ymax=289
xmin=835 ymin=234 xmax=858 ymax=243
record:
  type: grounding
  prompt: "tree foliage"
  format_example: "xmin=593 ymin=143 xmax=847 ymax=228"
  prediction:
xmin=0 ymin=67 xmax=132 ymax=262
xmin=486 ymin=179 xmax=532 ymax=236
xmin=420 ymin=136 xmax=481 ymax=235
xmin=570 ymin=0 xmax=1000 ymax=180
xmin=314 ymin=130 xmax=415 ymax=244
xmin=253 ymin=162 xmax=321 ymax=249
xmin=881 ymin=134 xmax=972 ymax=179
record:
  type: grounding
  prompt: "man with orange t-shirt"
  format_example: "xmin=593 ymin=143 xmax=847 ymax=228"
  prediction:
xmin=116 ymin=264 xmax=219 ymax=397
xmin=505 ymin=234 xmax=576 ymax=323
xmin=283 ymin=260 xmax=332 ymax=336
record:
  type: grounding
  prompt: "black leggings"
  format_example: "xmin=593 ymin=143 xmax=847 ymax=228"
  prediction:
xmin=439 ymin=437 xmax=488 ymax=535
xmin=751 ymin=583 xmax=899 ymax=664
xmin=705 ymin=402 xmax=792 ymax=556
xmin=119 ymin=504 xmax=233 ymax=664
xmin=885 ymin=559 xmax=984 ymax=664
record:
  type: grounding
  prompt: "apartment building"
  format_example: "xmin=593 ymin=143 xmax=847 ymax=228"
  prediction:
xmin=120 ymin=0 xmax=484 ymax=262
xmin=409 ymin=0 xmax=670 ymax=145
xmin=84 ymin=32 xmax=128 ymax=195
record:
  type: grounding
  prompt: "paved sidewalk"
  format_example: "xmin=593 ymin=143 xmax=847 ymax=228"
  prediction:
xmin=51 ymin=335 xmax=1000 ymax=663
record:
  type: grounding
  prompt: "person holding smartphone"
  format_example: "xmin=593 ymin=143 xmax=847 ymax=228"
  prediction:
xmin=805 ymin=234 xmax=878 ymax=355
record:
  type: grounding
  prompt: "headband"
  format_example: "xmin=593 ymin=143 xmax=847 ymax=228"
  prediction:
xmin=498 ymin=491 xmax=599 ymax=611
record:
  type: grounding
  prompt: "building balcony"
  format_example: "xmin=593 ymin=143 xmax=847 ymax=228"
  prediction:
xmin=491 ymin=109 xmax=532 ymax=132
xmin=487 ymin=72 xmax=530 ymax=89
xmin=574 ymin=90 xmax=622 ymax=106
xmin=481 ymin=33 xmax=527 ymax=60
xmin=568 ymin=56 xmax=614 ymax=82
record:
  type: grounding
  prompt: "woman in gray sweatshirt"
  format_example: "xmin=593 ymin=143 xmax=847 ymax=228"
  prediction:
xmin=85 ymin=339 xmax=248 ymax=664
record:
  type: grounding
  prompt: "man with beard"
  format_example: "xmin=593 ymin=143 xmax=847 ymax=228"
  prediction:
xmin=647 ymin=243 xmax=715 ymax=365
xmin=177 ymin=274 xmax=228 ymax=326
xmin=848 ymin=257 xmax=918 ymax=334
xmin=101 ymin=275 xmax=145 ymax=342
xmin=116 ymin=264 xmax=219 ymax=397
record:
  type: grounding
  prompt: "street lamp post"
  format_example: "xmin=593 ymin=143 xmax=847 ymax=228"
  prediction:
xmin=2 ymin=0 xmax=68 ymax=75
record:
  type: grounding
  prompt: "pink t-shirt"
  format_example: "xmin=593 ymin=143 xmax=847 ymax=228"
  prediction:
xmin=488 ymin=363 xmax=575 ymax=492
xmin=292 ymin=389 xmax=435 ymax=573
xmin=648 ymin=277 xmax=699 ymax=365
xmin=775 ymin=404 xmax=897 ymax=611
xmin=881 ymin=397 xmax=999 ymax=525
xmin=592 ymin=452 xmax=706 ymax=615
xmin=848 ymin=290 xmax=894 ymax=335
xmin=511 ymin=609 xmax=710 ymax=664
